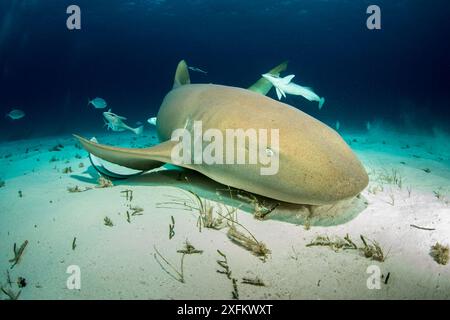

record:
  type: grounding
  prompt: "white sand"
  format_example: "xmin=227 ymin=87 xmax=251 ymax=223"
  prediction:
xmin=0 ymin=129 xmax=449 ymax=300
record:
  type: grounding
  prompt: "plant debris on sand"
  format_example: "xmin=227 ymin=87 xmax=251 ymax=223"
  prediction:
xmin=103 ymin=216 xmax=114 ymax=227
xmin=430 ymin=242 xmax=449 ymax=265
xmin=97 ymin=176 xmax=114 ymax=188
xmin=307 ymin=234 xmax=386 ymax=262
xmin=154 ymin=241 xmax=203 ymax=284
xmin=9 ymin=240 xmax=29 ymax=269
xmin=242 ymin=276 xmax=265 ymax=287
xmin=216 ymin=250 xmax=239 ymax=299
xmin=67 ymin=185 xmax=92 ymax=193
xmin=227 ymin=225 xmax=270 ymax=261
xmin=1 ymin=287 xmax=21 ymax=300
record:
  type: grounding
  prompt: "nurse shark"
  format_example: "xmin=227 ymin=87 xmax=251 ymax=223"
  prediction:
xmin=74 ymin=60 xmax=368 ymax=207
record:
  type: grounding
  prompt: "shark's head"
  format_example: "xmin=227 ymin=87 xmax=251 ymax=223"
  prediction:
xmin=103 ymin=111 xmax=118 ymax=124
xmin=262 ymin=73 xmax=283 ymax=87
xmin=262 ymin=73 xmax=277 ymax=82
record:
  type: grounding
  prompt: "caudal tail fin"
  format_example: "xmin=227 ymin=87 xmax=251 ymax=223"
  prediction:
xmin=319 ymin=97 xmax=325 ymax=110
xmin=134 ymin=125 xmax=144 ymax=136
xmin=73 ymin=134 xmax=170 ymax=171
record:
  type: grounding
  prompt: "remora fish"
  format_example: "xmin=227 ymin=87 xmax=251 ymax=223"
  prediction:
xmin=262 ymin=73 xmax=325 ymax=109
xmin=103 ymin=109 xmax=144 ymax=135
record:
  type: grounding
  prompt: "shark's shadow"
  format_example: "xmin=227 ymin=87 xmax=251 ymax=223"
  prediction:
xmin=72 ymin=165 xmax=367 ymax=227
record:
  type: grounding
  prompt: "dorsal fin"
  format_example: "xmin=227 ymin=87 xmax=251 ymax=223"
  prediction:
xmin=248 ymin=61 xmax=288 ymax=95
xmin=173 ymin=60 xmax=191 ymax=89
xmin=282 ymin=74 xmax=295 ymax=84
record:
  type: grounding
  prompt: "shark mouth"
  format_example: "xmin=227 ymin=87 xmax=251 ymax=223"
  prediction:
xmin=88 ymin=137 xmax=145 ymax=179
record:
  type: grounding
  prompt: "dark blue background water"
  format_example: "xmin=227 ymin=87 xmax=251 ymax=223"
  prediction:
xmin=0 ymin=0 xmax=449 ymax=141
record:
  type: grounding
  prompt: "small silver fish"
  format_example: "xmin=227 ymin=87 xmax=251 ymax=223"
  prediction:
xmin=88 ymin=97 xmax=108 ymax=109
xmin=6 ymin=109 xmax=25 ymax=120
xmin=336 ymin=120 xmax=340 ymax=130
xmin=188 ymin=66 xmax=208 ymax=74
xmin=147 ymin=117 xmax=157 ymax=126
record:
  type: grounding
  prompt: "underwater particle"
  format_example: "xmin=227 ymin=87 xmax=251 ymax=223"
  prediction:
xmin=242 ymin=276 xmax=265 ymax=287
xmin=49 ymin=144 xmax=64 ymax=152
xmin=103 ymin=216 xmax=114 ymax=227
xmin=62 ymin=167 xmax=73 ymax=174
xmin=422 ymin=168 xmax=431 ymax=173
xmin=49 ymin=156 xmax=59 ymax=162
xmin=72 ymin=237 xmax=77 ymax=250
xmin=18 ymin=190 xmax=23 ymax=198
xmin=88 ymin=97 xmax=107 ymax=109
xmin=75 ymin=154 xmax=82 ymax=159
xmin=97 ymin=176 xmax=114 ymax=188
xmin=430 ymin=242 xmax=449 ymax=265
xmin=17 ymin=277 xmax=27 ymax=288
xmin=6 ymin=109 xmax=25 ymax=120
xmin=78 ymin=162 xmax=84 ymax=168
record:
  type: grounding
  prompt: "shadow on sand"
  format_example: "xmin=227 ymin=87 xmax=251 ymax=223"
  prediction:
xmin=71 ymin=164 xmax=367 ymax=227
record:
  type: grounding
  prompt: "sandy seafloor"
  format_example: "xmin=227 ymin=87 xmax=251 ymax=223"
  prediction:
xmin=0 ymin=127 xmax=449 ymax=300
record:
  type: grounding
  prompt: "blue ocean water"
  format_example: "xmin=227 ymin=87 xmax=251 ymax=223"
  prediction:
xmin=2 ymin=1 xmax=450 ymax=301
xmin=0 ymin=0 xmax=449 ymax=140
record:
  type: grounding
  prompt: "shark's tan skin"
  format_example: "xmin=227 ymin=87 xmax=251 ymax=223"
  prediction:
xmin=75 ymin=60 xmax=368 ymax=206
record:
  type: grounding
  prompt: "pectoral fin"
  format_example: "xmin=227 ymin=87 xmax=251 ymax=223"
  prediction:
xmin=275 ymin=87 xmax=286 ymax=100
xmin=281 ymin=74 xmax=295 ymax=84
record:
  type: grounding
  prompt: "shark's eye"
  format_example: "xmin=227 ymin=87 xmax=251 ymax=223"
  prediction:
xmin=265 ymin=148 xmax=274 ymax=157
